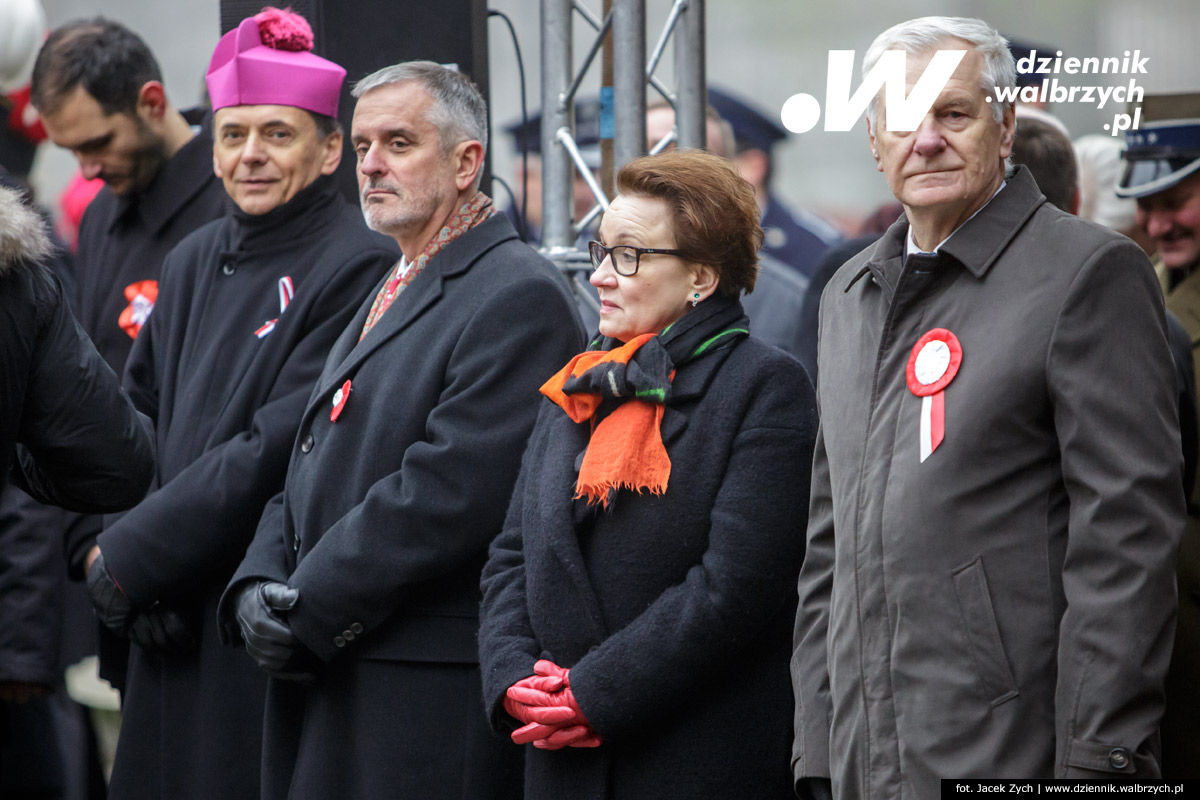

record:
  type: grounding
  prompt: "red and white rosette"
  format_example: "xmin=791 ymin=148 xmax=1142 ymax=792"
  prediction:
xmin=905 ymin=328 xmax=962 ymax=463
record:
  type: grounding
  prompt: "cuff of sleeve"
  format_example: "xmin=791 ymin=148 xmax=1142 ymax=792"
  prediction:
xmin=94 ymin=529 xmax=154 ymax=608
xmin=1062 ymin=737 xmax=1150 ymax=777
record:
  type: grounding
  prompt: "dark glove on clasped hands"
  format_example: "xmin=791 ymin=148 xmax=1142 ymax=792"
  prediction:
xmin=86 ymin=551 xmax=134 ymax=637
xmin=796 ymin=777 xmax=834 ymax=800
xmin=234 ymin=580 xmax=318 ymax=685
xmin=504 ymin=659 xmax=602 ymax=750
xmin=128 ymin=604 xmax=197 ymax=655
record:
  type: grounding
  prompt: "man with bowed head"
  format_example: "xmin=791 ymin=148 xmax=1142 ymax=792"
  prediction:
xmin=81 ymin=9 xmax=398 ymax=798
xmin=221 ymin=61 xmax=582 ymax=798
xmin=792 ymin=16 xmax=1183 ymax=798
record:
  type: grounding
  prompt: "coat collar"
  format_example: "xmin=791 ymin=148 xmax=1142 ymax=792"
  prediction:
xmin=313 ymin=213 xmax=520 ymax=400
xmin=846 ymin=166 xmax=1047 ymax=293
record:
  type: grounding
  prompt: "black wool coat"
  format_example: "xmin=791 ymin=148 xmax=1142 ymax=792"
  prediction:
xmin=97 ymin=176 xmax=397 ymax=800
xmin=63 ymin=125 xmax=226 ymax=573
xmin=223 ymin=212 xmax=585 ymax=800
xmin=479 ymin=334 xmax=817 ymax=800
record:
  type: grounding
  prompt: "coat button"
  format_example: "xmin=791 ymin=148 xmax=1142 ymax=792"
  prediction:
xmin=300 ymin=434 xmax=314 ymax=453
xmin=222 ymin=262 xmax=235 ymax=275
xmin=334 ymin=636 xmax=346 ymax=648
xmin=1108 ymin=748 xmax=1131 ymax=770
xmin=350 ymin=623 xmax=363 ymax=634
xmin=342 ymin=629 xmax=355 ymax=641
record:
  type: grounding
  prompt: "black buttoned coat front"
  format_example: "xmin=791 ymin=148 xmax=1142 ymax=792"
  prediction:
xmin=224 ymin=213 xmax=584 ymax=799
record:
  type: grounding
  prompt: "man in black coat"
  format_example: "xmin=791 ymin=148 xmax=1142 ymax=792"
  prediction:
xmin=221 ymin=61 xmax=584 ymax=799
xmin=26 ymin=21 xmax=228 ymax=718
xmin=79 ymin=12 xmax=399 ymax=800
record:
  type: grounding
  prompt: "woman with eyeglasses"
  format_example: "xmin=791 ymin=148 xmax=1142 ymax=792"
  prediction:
xmin=478 ymin=149 xmax=817 ymax=798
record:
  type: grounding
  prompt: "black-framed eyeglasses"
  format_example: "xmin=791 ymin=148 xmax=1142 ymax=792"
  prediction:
xmin=588 ymin=241 xmax=684 ymax=277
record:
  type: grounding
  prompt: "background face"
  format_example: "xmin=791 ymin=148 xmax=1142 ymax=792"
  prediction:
xmin=1136 ymin=172 xmax=1200 ymax=271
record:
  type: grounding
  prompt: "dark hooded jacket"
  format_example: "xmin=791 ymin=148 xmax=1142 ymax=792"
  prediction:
xmin=0 ymin=183 xmax=154 ymax=512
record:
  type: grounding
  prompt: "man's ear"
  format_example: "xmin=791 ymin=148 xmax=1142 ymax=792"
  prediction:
xmin=136 ymin=82 xmax=168 ymax=122
xmin=866 ymin=116 xmax=883 ymax=172
xmin=319 ymin=130 xmax=343 ymax=176
xmin=999 ymin=104 xmax=1016 ymax=159
xmin=453 ymin=140 xmax=485 ymax=192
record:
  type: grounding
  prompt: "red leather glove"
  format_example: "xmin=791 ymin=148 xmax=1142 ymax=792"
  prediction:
xmin=505 ymin=661 xmax=602 ymax=748
xmin=533 ymin=724 xmax=603 ymax=750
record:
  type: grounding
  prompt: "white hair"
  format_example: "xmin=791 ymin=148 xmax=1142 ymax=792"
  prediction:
xmin=863 ymin=16 xmax=1015 ymax=130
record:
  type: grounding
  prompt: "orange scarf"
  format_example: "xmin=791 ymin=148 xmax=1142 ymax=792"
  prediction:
xmin=540 ymin=334 xmax=672 ymax=507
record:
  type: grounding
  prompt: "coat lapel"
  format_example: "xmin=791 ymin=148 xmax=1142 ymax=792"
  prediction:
xmin=534 ymin=413 xmax=610 ymax=644
xmin=310 ymin=215 xmax=517 ymax=402
xmin=660 ymin=344 xmax=737 ymax=446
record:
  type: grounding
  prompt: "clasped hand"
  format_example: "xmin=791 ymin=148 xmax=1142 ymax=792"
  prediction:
xmin=504 ymin=660 xmax=602 ymax=750
xmin=234 ymin=580 xmax=318 ymax=685
xmin=86 ymin=551 xmax=195 ymax=654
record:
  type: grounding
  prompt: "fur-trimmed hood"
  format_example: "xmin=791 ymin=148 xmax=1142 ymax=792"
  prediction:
xmin=0 ymin=184 xmax=51 ymax=276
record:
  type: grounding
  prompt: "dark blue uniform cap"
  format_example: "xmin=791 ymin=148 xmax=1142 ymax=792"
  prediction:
xmin=1116 ymin=92 xmax=1200 ymax=199
xmin=503 ymin=96 xmax=602 ymax=168
xmin=707 ymin=87 xmax=787 ymax=154
xmin=1006 ymin=38 xmax=1057 ymax=88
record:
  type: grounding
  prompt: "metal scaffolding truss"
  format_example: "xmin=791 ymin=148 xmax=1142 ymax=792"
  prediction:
xmin=539 ymin=0 xmax=706 ymax=278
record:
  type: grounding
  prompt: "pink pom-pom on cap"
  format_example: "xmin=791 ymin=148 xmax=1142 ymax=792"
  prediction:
xmin=206 ymin=7 xmax=345 ymax=116
xmin=254 ymin=6 xmax=313 ymax=52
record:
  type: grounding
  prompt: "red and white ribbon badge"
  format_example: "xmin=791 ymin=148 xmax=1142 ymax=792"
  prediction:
xmin=330 ymin=379 xmax=352 ymax=422
xmin=118 ymin=280 xmax=158 ymax=339
xmin=905 ymin=328 xmax=962 ymax=463
xmin=255 ymin=276 xmax=295 ymax=339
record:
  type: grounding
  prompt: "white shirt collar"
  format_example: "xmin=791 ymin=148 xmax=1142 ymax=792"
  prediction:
xmin=905 ymin=180 xmax=1006 ymax=259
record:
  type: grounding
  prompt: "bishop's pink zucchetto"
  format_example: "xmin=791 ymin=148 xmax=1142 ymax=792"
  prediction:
xmin=205 ymin=7 xmax=346 ymax=117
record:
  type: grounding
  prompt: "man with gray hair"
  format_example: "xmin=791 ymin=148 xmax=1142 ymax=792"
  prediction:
xmin=792 ymin=16 xmax=1182 ymax=796
xmin=222 ymin=61 xmax=583 ymax=799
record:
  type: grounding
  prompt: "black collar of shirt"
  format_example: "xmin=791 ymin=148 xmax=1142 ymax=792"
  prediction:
xmin=110 ymin=127 xmax=221 ymax=237
xmin=230 ymin=173 xmax=341 ymax=251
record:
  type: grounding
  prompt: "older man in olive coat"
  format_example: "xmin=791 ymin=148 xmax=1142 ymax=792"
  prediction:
xmin=791 ymin=17 xmax=1184 ymax=799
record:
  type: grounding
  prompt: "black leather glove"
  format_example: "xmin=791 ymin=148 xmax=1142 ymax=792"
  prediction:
xmin=128 ymin=604 xmax=197 ymax=655
xmin=796 ymin=778 xmax=833 ymax=800
xmin=86 ymin=551 xmax=134 ymax=638
xmin=234 ymin=580 xmax=318 ymax=684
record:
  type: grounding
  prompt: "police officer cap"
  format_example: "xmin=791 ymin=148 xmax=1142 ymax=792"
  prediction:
xmin=1116 ymin=92 xmax=1200 ymax=199
xmin=1006 ymin=38 xmax=1056 ymax=89
xmin=504 ymin=96 xmax=601 ymax=169
xmin=707 ymin=87 xmax=786 ymax=153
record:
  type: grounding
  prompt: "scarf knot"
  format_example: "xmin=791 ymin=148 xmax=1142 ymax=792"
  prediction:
xmin=540 ymin=296 xmax=751 ymax=507
xmin=360 ymin=192 xmax=494 ymax=340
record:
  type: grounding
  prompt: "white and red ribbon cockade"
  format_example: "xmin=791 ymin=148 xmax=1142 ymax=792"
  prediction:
xmin=905 ymin=328 xmax=963 ymax=463
xmin=255 ymin=276 xmax=295 ymax=339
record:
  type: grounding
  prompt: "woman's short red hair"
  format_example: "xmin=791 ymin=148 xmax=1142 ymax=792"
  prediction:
xmin=616 ymin=149 xmax=762 ymax=297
